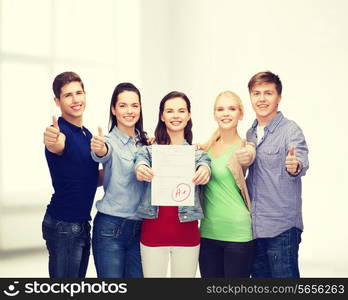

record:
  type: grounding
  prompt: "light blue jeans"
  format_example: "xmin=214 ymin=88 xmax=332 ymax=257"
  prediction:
xmin=92 ymin=212 xmax=143 ymax=278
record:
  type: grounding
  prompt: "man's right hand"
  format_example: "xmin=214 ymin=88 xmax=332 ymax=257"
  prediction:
xmin=44 ymin=116 xmax=65 ymax=155
xmin=91 ymin=126 xmax=107 ymax=157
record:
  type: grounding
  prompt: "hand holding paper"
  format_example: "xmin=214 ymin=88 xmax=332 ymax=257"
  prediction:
xmin=136 ymin=165 xmax=154 ymax=182
xmin=192 ymin=165 xmax=210 ymax=185
xmin=151 ymin=145 xmax=195 ymax=206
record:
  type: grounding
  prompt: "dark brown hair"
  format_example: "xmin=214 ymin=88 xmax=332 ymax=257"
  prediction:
xmin=248 ymin=71 xmax=282 ymax=95
xmin=155 ymin=91 xmax=193 ymax=145
xmin=109 ymin=82 xmax=148 ymax=145
xmin=52 ymin=71 xmax=84 ymax=98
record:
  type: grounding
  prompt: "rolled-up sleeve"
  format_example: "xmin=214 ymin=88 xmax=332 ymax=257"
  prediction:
xmin=134 ymin=146 xmax=152 ymax=170
xmin=195 ymin=150 xmax=211 ymax=174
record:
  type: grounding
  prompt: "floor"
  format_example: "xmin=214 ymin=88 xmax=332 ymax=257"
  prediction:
xmin=0 ymin=248 xmax=347 ymax=278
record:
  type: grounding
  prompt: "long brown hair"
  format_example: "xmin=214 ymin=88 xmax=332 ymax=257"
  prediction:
xmin=108 ymin=82 xmax=148 ymax=145
xmin=154 ymin=91 xmax=193 ymax=145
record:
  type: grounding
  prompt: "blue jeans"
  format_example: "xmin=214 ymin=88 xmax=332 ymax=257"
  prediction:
xmin=252 ymin=227 xmax=302 ymax=278
xmin=199 ymin=238 xmax=255 ymax=278
xmin=42 ymin=213 xmax=91 ymax=278
xmin=92 ymin=212 xmax=143 ymax=278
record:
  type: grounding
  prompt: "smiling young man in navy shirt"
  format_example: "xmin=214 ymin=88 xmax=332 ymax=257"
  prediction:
xmin=42 ymin=71 xmax=101 ymax=278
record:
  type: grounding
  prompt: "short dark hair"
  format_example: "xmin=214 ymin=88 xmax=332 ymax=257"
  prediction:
xmin=52 ymin=71 xmax=85 ymax=98
xmin=155 ymin=91 xmax=193 ymax=145
xmin=248 ymin=71 xmax=282 ymax=95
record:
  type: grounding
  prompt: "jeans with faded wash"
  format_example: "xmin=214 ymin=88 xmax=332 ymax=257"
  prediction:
xmin=42 ymin=212 xmax=91 ymax=278
xmin=251 ymin=227 xmax=302 ymax=278
xmin=92 ymin=212 xmax=143 ymax=278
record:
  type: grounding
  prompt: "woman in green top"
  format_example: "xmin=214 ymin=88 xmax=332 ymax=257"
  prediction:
xmin=199 ymin=91 xmax=256 ymax=277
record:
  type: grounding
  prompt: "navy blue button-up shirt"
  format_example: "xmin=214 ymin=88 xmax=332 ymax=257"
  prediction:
xmin=246 ymin=112 xmax=309 ymax=239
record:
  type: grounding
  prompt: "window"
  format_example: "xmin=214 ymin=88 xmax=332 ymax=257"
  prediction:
xmin=0 ymin=0 xmax=119 ymax=206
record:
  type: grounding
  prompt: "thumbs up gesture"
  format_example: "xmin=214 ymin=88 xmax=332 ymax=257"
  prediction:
xmin=91 ymin=126 xmax=107 ymax=157
xmin=235 ymin=139 xmax=253 ymax=166
xmin=285 ymin=144 xmax=300 ymax=175
xmin=43 ymin=116 xmax=66 ymax=154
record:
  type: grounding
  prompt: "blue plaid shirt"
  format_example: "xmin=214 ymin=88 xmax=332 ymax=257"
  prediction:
xmin=246 ymin=112 xmax=309 ymax=239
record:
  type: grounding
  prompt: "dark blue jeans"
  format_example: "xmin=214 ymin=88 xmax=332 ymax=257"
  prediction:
xmin=92 ymin=212 xmax=143 ymax=278
xmin=42 ymin=213 xmax=91 ymax=278
xmin=199 ymin=237 xmax=255 ymax=278
xmin=252 ymin=227 xmax=302 ymax=278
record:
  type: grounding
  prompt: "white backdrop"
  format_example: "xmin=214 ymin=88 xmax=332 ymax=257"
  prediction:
xmin=0 ymin=0 xmax=347 ymax=277
xmin=141 ymin=0 xmax=348 ymax=276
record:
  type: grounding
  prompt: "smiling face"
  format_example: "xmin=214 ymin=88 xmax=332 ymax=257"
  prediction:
xmin=54 ymin=81 xmax=86 ymax=125
xmin=214 ymin=93 xmax=243 ymax=130
xmin=161 ymin=97 xmax=191 ymax=134
xmin=250 ymin=82 xmax=281 ymax=125
xmin=111 ymin=90 xmax=141 ymax=132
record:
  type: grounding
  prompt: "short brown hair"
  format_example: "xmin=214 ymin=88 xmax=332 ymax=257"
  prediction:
xmin=52 ymin=71 xmax=85 ymax=98
xmin=248 ymin=71 xmax=282 ymax=95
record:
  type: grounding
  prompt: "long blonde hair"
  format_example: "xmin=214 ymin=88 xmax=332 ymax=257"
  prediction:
xmin=201 ymin=91 xmax=244 ymax=152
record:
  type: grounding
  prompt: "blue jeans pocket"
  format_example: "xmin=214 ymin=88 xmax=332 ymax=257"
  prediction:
xmin=269 ymin=227 xmax=301 ymax=277
xmin=56 ymin=223 xmax=69 ymax=235
xmin=95 ymin=222 xmax=121 ymax=239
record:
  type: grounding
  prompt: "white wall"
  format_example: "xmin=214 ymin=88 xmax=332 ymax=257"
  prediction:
xmin=139 ymin=0 xmax=348 ymax=276
xmin=0 ymin=0 xmax=347 ymax=276
xmin=0 ymin=0 xmax=143 ymax=251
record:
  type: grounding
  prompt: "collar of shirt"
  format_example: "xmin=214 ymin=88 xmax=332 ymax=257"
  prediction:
xmin=251 ymin=111 xmax=284 ymax=133
xmin=153 ymin=139 xmax=190 ymax=146
xmin=111 ymin=126 xmax=141 ymax=145
xmin=58 ymin=117 xmax=86 ymax=132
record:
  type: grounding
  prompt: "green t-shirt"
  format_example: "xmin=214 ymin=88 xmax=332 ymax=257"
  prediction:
xmin=200 ymin=144 xmax=252 ymax=242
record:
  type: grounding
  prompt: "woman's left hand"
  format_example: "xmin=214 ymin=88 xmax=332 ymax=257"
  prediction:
xmin=192 ymin=165 xmax=210 ymax=185
xmin=235 ymin=139 xmax=253 ymax=166
xmin=147 ymin=137 xmax=156 ymax=145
